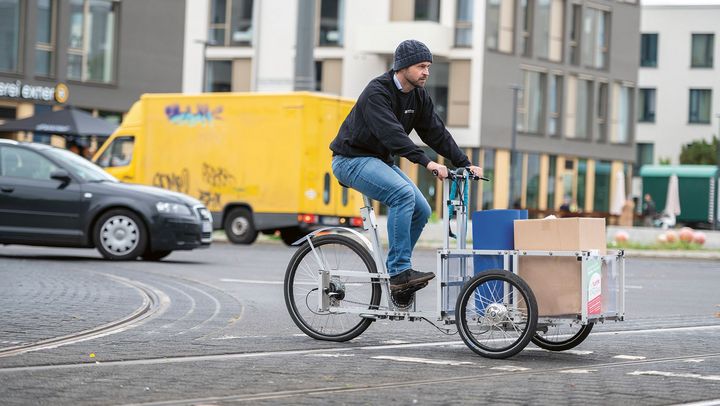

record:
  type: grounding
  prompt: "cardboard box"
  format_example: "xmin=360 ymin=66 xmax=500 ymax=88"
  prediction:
xmin=513 ymin=218 xmax=607 ymax=316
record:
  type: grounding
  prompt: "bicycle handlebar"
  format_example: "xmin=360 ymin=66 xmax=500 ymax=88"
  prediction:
xmin=432 ymin=167 xmax=490 ymax=182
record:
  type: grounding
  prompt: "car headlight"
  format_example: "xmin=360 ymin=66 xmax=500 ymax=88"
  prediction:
xmin=156 ymin=202 xmax=192 ymax=216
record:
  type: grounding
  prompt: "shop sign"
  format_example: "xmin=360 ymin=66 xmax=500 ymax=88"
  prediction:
xmin=0 ymin=80 xmax=69 ymax=104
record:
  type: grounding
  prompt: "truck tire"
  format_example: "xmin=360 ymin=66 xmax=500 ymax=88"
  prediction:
xmin=224 ymin=207 xmax=258 ymax=244
xmin=280 ymin=227 xmax=306 ymax=246
xmin=94 ymin=209 xmax=147 ymax=260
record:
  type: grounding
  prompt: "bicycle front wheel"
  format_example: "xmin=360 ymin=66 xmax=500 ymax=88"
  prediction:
xmin=455 ymin=270 xmax=538 ymax=359
xmin=284 ymin=234 xmax=381 ymax=342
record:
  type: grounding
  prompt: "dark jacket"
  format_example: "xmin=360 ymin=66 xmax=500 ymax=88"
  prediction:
xmin=330 ymin=71 xmax=471 ymax=168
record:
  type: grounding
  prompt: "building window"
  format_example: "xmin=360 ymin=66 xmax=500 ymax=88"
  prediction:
xmin=691 ymin=33 xmax=714 ymax=68
xmin=205 ymin=60 xmax=232 ymax=92
xmin=415 ymin=0 xmax=440 ymax=22
xmin=319 ymin=0 xmax=343 ymax=46
xmin=35 ymin=0 xmax=56 ymax=77
xmin=518 ymin=70 xmax=546 ymax=134
xmin=689 ymin=89 xmax=712 ymax=124
xmin=640 ymin=33 xmax=658 ymax=67
xmin=577 ymin=158 xmax=587 ymax=211
xmin=482 ymin=149 xmax=495 ymax=210
xmin=67 ymin=0 xmax=118 ymax=83
xmin=486 ymin=0 xmax=514 ymax=53
xmin=594 ymin=160 xmax=611 ymax=213
xmin=637 ymin=88 xmax=656 ymax=123
xmin=209 ymin=0 xmax=254 ymax=46
xmin=425 ymin=61 xmax=449 ymax=122
xmin=520 ymin=0 xmax=532 ymax=56
xmin=635 ymin=142 xmax=654 ymax=173
xmin=548 ymin=74 xmax=562 ymax=136
xmin=547 ymin=155 xmax=556 ymax=209
xmin=581 ymin=8 xmax=609 ymax=70
xmin=0 ymin=0 xmax=21 ymax=73
xmin=596 ymin=82 xmax=608 ymax=141
xmin=455 ymin=0 xmax=473 ymax=47
xmin=568 ymin=4 xmax=581 ymax=65
xmin=573 ymin=78 xmax=592 ymax=139
xmin=526 ymin=153 xmax=541 ymax=209
xmin=611 ymin=83 xmax=633 ymax=143
xmin=532 ymin=0 xmax=564 ymax=60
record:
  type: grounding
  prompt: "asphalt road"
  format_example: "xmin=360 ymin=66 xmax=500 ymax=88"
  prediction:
xmin=0 ymin=242 xmax=719 ymax=405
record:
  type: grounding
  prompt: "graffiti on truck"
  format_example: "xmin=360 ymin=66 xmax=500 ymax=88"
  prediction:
xmin=165 ymin=104 xmax=223 ymax=126
xmin=202 ymin=163 xmax=236 ymax=188
xmin=153 ymin=169 xmax=190 ymax=194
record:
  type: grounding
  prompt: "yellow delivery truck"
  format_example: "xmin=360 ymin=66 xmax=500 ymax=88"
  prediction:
xmin=93 ymin=92 xmax=363 ymax=245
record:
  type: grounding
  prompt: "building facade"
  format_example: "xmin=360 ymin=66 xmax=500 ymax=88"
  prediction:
xmin=0 ymin=0 xmax=185 ymax=151
xmin=637 ymin=0 xmax=720 ymax=166
xmin=186 ymin=0 xmax=639 ymax=216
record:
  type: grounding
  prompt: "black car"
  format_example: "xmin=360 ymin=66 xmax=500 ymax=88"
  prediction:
xmin=0 ymin=140 xmax=212 ymax=260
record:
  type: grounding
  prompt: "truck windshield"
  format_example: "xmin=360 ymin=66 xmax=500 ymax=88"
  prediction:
xmin=47 ymin=148 xmax=118 ymax=182
xmin=95 ymin=136 xmax=134 ymax=168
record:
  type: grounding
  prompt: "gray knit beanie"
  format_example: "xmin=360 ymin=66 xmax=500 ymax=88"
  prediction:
xmin=393 ymin=40 xmax=433 ymax=71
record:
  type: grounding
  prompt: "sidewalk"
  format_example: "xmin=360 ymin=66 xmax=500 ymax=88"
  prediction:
xmin=215 ymin=216 xmax=720 ymax=259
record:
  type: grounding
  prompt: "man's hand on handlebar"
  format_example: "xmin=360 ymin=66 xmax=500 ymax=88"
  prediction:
xmin=468 ymin=165 xmax=483 ymax=180
xmin=426 ymin=161 xmax=449 ymax=180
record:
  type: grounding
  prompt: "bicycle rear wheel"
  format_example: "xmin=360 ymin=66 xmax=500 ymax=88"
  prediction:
xmin=284 ymin=234 xmax=381 ymax=341
xmin=533 ymin=321 xmax=594 ymax=351
xmin=455 ymin=270 xmax=538 ymax=359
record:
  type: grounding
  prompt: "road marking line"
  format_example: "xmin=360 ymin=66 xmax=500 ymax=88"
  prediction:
xmin=669 ymin=399 xmax=720 ymax=406
xmin=526 ymin=348 xmax=594 ymax=355
xmin=628 ymin=370 xmax=720 ymax=381
xmin=683 ymin=359 xmax=705 ymax=363
xmin=559 ymin=369 xmax=597 ymax=374
xmin=211 ymin=335 xmax=268 ymax=340
xmin=219 ymin=279 xmax=285 ymax=285
xmin=614 ymin=355 xmax=647 ymax=360
xmin=371 ymin=356 xmax=474 ymax=366
xmin=491 ymin=366 xmax=531 ymax=372
xmin=306 ymin=353 xmax=356 ymax=358
xmin=380 ymin=340 xmax=411 ymax=344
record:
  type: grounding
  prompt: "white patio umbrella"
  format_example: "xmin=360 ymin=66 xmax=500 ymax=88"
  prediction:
xmin=610 ymin=170 xmax=626 ymax=216
xmin=663 ymin=174 xmax=681 ymax=216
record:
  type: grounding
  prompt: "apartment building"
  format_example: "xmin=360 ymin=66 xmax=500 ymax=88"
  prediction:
xmin=637 ymin=0 xmax=720 ymax=166
xmin=0 ymin=0 xmax=185 ymax=149
xmin=185 ymin=0 xmax=639 ymax=217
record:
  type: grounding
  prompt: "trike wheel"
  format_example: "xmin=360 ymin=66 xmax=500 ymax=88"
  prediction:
xmin=284 ymin=234 xmax=381 ymax=342
xmin=532 ymin=322 xmax=594 ymax=351
xmin=455 ymin=270 xmax=538 ymax=359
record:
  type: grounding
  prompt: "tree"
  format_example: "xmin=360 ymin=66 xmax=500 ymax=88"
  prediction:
xmin=679 ymin=136 xmax=717 ymax=165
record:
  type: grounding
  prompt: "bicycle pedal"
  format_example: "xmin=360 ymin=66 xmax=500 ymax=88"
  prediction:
xmin=391 ymin=281 xmax=428 ymax=295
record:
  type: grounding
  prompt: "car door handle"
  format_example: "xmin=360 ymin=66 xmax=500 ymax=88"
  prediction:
xmin=1 ymin=186 xmax=14 ymax=193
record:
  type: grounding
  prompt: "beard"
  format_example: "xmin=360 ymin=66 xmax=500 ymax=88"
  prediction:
xmin=407 ymin=76 xmax=428 ymax=88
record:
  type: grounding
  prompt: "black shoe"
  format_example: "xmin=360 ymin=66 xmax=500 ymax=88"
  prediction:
xmin=390 ymin=269 xmax=435 ymax=292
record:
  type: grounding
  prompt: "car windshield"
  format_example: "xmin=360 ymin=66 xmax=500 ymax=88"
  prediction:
xmin=46 ymin=148 xmax=118 ymax=182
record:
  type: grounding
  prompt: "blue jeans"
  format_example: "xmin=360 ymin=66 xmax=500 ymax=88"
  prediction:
xmin=332 ymin=155 xmax=431 ymax=276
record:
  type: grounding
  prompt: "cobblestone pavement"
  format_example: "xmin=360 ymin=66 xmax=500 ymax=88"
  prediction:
xmin=0 ymin=244 xmax=718 ymax=405
xmin=0 ymin=261 xmax=144 ymax=349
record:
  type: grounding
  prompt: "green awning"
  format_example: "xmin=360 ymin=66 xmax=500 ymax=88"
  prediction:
xmin=639 ymin=165 xmax=718 ymax=178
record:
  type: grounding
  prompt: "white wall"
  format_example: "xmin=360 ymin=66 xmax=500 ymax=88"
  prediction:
xmin=182 ymin=0 xmax=210 ymax=93
xmin=638 ymin=4 xmax=720 ymax=164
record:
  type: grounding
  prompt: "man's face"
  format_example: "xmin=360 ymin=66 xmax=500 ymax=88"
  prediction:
xmin=400 ymin=62 xmax=431 ymax=88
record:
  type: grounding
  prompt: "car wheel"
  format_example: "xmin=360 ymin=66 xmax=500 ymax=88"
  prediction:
xmin=94 ymin=209 xmax=147 ymax=260
xmin=224 ymin=207 xmax=258 ymax=244
xmin=141 ymin=250 xmax=172 ymax=261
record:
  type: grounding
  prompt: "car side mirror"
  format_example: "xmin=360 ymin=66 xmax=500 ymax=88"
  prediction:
xmin=50 ymin=169 xmax=72 ymax=188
